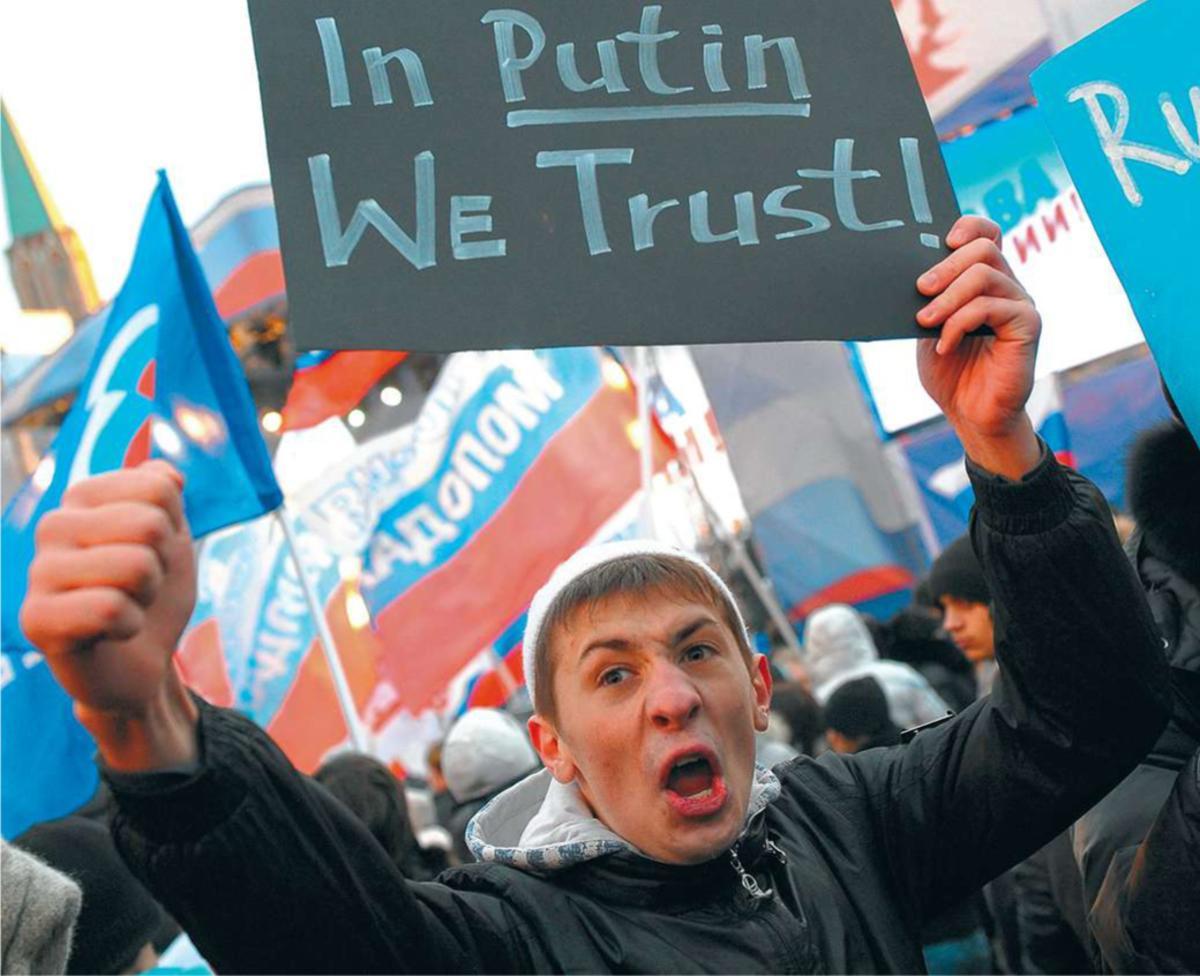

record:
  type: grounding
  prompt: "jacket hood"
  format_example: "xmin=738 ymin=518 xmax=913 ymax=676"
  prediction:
xmin=804 ymin=604 xmax=879 ymax=687
xmin=465 ymin=765 xmax=782 ymax=874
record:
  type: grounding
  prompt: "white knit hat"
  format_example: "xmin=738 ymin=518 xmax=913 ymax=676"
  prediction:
xmin=442 ymin=708 xmax=540 ymax=803
xmin=522 ymin=540 xmax=750 ymax=710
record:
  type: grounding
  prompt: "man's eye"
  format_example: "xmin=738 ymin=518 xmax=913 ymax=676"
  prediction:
xmin=684 ymin=644 xmax=714 ymax=663
xmin=600 ymin=668 xmax=630 ymax=687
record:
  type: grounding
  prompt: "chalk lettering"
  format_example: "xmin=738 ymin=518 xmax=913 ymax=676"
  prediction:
xmin=316 ymin=18 xmax=351 ymax=108
xmin=557 ymin=40 xmax=630 ymax=94
xmin=744 ymin=34 xmax=810 ymax=101
xmin=796 ymin=139 xmax=905 ymax=232
xmin=536 ymin=149 xmax=635 ymax=254
xmin=629 ymin=194 xmax=681 ymax=250
xmin=482 ymin=9 xmax=546 ymax=104
xmin=1067 ymin=81 xmax=1191 ymax=207
xmin=308 ymin=151 xmax=436 ymax=268
xmin=1160 ymin=86 xmax=1200 ymax=161
xmin=616 ymin=5 xmax=693 ymax=96
xmin=363 ymin=45 xmax=433 ymax=107
xmin=450 ymin=195 xmax=507 ymax=260
xmin=508 ymin=103 xmax=810 ymax=127
xmin=762 ymin=185 xmax=831 ymax=239
xmin=702 ymin=25 xmax=730 ymax=93
xmin=689 ymin=191 xmax=760 ymax=246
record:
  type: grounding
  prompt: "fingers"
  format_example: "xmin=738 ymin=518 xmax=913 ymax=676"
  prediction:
xmin=20 ymin=587 xmax=146 ymax=655
xmin=60 ymin=462 xmax=185 ymax=532
xmin=23 ymin=461 xmax=189 ymax=658
xmin=935 ymin=297 xmax=1034 ymax=356
xmin=35 ymin=502 xmax=175 ymax=553
xmin=29 ymin=543 xmax=166 ymax=607
xmin=946 ymin=215 xmax=1003 ymax=249
xmin=917 ymin=263 xmax=1027 ymax=329
xmin=917 ymin=237 xmax=1015 ymax=298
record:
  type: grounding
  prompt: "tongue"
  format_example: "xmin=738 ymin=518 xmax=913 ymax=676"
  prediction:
xmin=668 ymin=760 xmax=714 ymax=796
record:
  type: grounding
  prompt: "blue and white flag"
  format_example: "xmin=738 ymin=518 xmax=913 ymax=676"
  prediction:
xmin=1 ymin=173 xmax=282 ymax=837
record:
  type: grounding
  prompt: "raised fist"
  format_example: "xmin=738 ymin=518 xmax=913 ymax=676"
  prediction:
xmin=21 ymin=460 xmax=197 ymax=721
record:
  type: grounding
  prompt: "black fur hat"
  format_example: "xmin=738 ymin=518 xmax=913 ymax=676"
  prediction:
xmin=1127 ymin=420 xmax=1200 ymax=586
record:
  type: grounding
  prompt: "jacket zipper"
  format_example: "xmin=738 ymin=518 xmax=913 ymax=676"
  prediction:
xmin=728 ymin=838 xmax=787 ymax=900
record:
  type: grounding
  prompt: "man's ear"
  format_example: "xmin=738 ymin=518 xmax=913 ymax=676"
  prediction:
xmin=751 ymin=653 xmax=773 ymax=733
xmin=528 ymin=714 xmax=579 ymax=785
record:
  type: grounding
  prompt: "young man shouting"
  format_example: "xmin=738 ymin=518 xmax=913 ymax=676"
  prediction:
xmin=21 ymin=217 xmax=1170 ymax=973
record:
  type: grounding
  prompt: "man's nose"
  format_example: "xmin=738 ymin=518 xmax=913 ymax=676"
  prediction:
xmin=646 ymin=662 xmax=702 ymax=730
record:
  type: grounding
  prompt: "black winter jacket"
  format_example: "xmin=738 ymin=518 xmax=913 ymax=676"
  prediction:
xmin=1088 ymin=747 xmax=1200 ymax=973
xmin=1070 ymin=422 xmax=1200 ymax=971
xmin=105 ymin=455 xmax=1170 ymax=973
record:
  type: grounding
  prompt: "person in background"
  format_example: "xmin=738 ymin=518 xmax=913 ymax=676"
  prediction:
xmin=424 ymin=740 xmax=455 ymax=829
xmin=821 ymin=676 xmax=991 ymax=974
xmin=15 ymin=817 xmax=164 ymax=975
xmin=768 ymin=680 xmax=825 ymax=756
xmin=1 ymin=839 xmax=81 ymax=975
xmin=1087 ymin=745 xmax=1199 ymax=972
xmin=926 ymin=535 xmax=998 ymax=697
xmin=402 ymin=780 xmax=456 ymax=874
xmin=926 ymin=534 xmax=1094 ymax=973
xmin=440 ymin=707 xmax=541 ymax=864
xmin=873 ymin=605 xmax=977 ymax=713
xmin=314 ymin=752 xmax=434 ymax=880
xmin=1070 ymin=408 xmax=1200 ymax=971
xmin=822 ymin=676 xmax=901 ymax=754
xmin=804 ymin=603 xmax=951 ymax=730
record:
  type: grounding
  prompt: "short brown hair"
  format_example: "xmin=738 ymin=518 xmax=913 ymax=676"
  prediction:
xmin=531 ymin=553 xmax=751 ymax=720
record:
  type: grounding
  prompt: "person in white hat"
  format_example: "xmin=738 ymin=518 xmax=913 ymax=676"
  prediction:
xmin=20 ymin=216 xmax=1171 ymax=972
xmin=440 ymin=708 xmax=540 ymax=863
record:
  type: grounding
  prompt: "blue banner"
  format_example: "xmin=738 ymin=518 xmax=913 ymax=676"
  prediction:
xmin=1 ymin=173 xmax=282 ymax=837
xmin=1032 ymin=0 xmax=1200 ymax=437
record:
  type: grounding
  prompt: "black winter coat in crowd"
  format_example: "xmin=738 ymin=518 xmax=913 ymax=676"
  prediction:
xmin=1070 ymin=421 xmax=1200 ymax=972
xmin=104 ymin=454 xmax=1171 ymax=973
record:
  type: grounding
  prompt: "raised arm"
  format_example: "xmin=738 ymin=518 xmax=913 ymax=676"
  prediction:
xmin=20 ymin=463 xmax=527 ymax=973
xmin=839 ymin=217 xmax=1171 ymax=920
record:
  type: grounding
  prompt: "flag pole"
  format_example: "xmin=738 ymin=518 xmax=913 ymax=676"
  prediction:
xmin=677 ymin=449 xmax=806 ymax=662
xmin=273 ymin=507 xmax=371 ymax=752
xmin=635 ymin=345 xmax=657 ymax=537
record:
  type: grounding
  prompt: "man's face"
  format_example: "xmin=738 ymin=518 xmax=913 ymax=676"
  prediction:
xmin=939 ymin=595 xmax=994 ymax=663
xmin=528 ymin=590 xmax=771 ymax=865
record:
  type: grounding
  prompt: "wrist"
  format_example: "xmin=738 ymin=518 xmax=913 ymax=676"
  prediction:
xmin=953 ymin=412 xmax=1042 ymax=481
xmin=79 ymin=667 xmax=199 ymax=772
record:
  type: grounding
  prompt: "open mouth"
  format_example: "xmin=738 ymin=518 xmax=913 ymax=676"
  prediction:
xmin=662 ymin=751 xmax=728 ymax=818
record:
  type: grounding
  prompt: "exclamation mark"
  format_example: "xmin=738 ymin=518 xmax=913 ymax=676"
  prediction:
xmin=901 ymin=138 xmax=940 ymax=249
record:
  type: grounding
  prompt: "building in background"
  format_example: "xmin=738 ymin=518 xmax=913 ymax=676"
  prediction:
xmin=1 ymin=103 xmax=99 ymax=326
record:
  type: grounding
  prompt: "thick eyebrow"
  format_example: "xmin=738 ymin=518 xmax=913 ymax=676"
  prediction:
xmin=672 ymin=616 xmax=720 ymax=646
xmin=577 ymin=615 xmax=721 ymax=664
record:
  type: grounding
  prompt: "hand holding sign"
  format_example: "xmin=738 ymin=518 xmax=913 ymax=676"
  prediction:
xmin=916 ymin=216 xmax=1042 ymax=479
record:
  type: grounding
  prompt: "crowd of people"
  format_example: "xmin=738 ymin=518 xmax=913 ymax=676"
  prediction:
xmin=2 ymin=216 xmax=1197 ymax=974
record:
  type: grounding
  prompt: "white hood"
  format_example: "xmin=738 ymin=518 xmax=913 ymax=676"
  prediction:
xmin=804 ymin=604 xmax=878 ymax=687
xmin=465 ymin=765 xmax=782 ymax=875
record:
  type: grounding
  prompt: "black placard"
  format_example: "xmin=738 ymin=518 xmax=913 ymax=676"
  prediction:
xmin=248 ymin=0 xmax=960 ymax=351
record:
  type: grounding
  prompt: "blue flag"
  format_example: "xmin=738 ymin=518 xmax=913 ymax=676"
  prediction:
xmin=1031 ymin=0 xmax=1200 ymax=437
xmin=1 ymin=173 xmax=282 ymax=837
